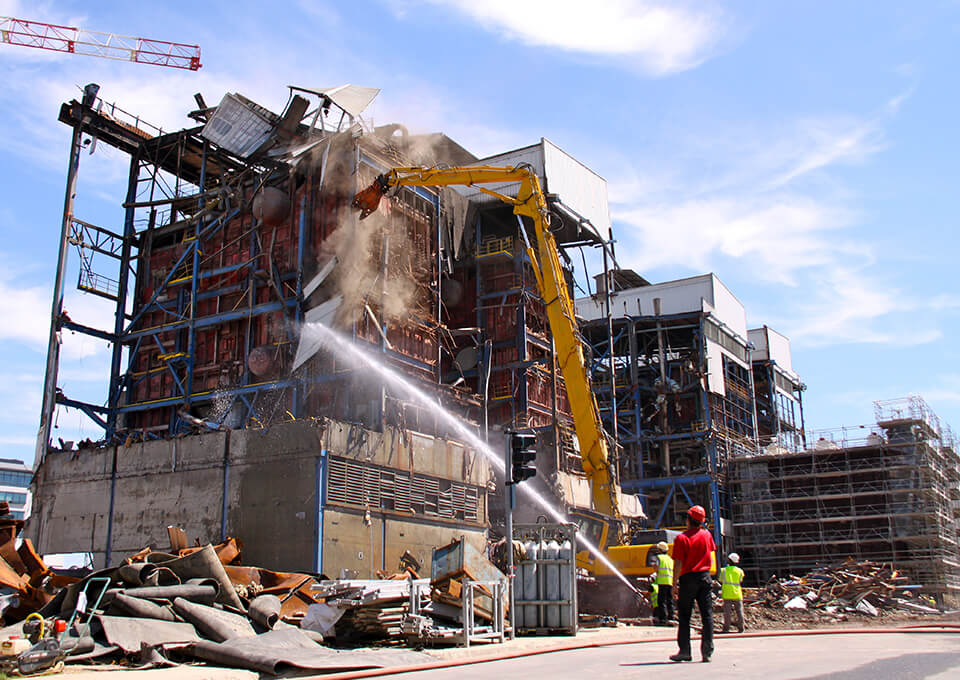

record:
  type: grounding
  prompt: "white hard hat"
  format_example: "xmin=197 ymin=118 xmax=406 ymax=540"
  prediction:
xmin=728 ymin=552 xmax=740 ymax=564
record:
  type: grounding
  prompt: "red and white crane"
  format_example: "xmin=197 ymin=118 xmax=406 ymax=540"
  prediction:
xmin=0 ymin=16 xmax=201 ymax=70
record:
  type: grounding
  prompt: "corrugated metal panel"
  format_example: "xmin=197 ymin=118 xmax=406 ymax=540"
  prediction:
xmin=201 ymin=93 xmax=278 ymax=158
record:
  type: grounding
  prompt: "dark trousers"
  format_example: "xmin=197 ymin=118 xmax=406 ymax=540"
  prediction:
xmin=677 ymin=571 xmax=714 ymax=657
xmin=654 ymin=584 xmax=673 ymax=622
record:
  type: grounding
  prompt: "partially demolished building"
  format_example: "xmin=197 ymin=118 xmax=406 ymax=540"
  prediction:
xmin=27 ymin=84 xmax=960 ymax=598
xmin=575 ymin=273 xmax=805 ymax=544
xmin=30 ymin=85 xmax=638 ymax=570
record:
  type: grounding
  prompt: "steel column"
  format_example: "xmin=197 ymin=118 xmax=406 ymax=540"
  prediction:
xmin=36 ymin=89 xmax=91 ymax=466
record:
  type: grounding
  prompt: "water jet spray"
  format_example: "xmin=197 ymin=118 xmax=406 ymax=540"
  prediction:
xmin=301 ymin=321 xmax=641 ymax=597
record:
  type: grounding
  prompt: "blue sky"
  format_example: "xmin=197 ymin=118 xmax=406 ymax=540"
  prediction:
xmin=1 ymin=1 xmax=958 ymax=464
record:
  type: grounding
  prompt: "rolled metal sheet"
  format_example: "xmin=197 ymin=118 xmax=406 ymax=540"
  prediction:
xmin=249 ymin=594 xmax=282 ymax=630
xmin=110 ymin=593 xmax=178 ymax=622
xmin=110 ymin=584 xmax=218 ymax=605
xmin=172 ymin=597 xmax=256 ymax=642
xmin=147 ymin=545 xmax=245 ymax=611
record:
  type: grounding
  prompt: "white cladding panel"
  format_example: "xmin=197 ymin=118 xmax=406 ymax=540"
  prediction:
xmin=765 ymin=327 xmax=795 ymax=376
xmin=705 ymin=339 xmax=726 ymax=397
xmin=455 ymin=139 xmax=611 ymax=236
xmin=748 ymin=328 xmax=769 ymax=361
xmin=711 ymin=277 xmax=748 ymax=338
xmin=599 ymin=274 xmax=716 ymax=320
xmin=454 ymin=143 xmax=544 ymax=207
xmin=575 ymin=295 xmax=605 ymax=320
xmin=541 ymin=139 xmax=611 ymax=236
xmin=578 ymin=274 xmax=740 ymax=322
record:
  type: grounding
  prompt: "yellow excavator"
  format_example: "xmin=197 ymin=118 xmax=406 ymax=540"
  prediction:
xmin=352 ymin=165 xmax=669 ymax=579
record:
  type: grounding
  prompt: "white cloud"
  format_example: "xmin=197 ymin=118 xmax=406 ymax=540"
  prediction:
xmin=0 ymin=263 xmax=114 ymax=360
xmin=417 ymin=0 xmax=725 ymax=76
xmin=615 ymin=194 xmax=855 ymax=285
xmin=606 ymin=94 xmax=947 ymax=348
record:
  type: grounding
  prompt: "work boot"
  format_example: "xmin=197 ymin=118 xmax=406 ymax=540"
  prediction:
xmin=669 ymin=652 xmax=692 ymax=662
xmin=702 ymin=654 xmax=712 ymax=663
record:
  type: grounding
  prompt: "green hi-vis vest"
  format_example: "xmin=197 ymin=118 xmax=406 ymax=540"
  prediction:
xmin=721 ymin=565 xmax=745 ymax=600
xmin=650 ymin=582 xmax=659 ymax=608
xmin=656 ymin=554 xmax=674 ymax=584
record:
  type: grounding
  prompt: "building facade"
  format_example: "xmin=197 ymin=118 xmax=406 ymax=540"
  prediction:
xmin=0 ymin=459 xmax=32 ymax=520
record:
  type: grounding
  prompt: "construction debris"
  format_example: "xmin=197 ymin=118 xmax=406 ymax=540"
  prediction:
xmin=0 ymin=528 xmax=510 ymax=674
xmin=745 ymin=559 xmax=943 ymax=620
xmin=0 ymin=502 xmax=79 ymax=621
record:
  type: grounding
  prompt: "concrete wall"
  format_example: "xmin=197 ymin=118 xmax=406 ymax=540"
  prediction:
xmin=28 ymin=419 xmax=491 ymax=572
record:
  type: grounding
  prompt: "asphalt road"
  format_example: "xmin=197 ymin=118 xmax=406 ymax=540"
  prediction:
xmin=384 ymin=632 xmax=960 ymax=680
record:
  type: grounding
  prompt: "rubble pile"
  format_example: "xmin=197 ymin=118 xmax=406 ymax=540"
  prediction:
xmin=0 ymin=524 xmax=509 ymax=675
xmin=744 ymin=558 xmax=942 ymax=620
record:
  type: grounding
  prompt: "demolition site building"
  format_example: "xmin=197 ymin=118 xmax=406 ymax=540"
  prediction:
xmin=27 ymin=84 xmax=960 ymax=598
xmin=30 ymin=84 xmax=640 ymax=572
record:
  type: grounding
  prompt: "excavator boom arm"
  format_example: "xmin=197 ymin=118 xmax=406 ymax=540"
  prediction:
xmin=353 ymin=165 xmax=621 ymax=524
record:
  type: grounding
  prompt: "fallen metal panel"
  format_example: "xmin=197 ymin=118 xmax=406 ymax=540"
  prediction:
xmin=295 ymin=85 xmax=380 ymax=118
xmin=303 ymin=255 xmax=338 ymax=299
xmin=95 ymin=615 xmax=201 ymax=654
xmin=173 ymin=598 xmax=256 ymax=642
xmin=202 ymin=93 xmax=278 ymax=158
xmin=110 ymin=593 xmax=178 ymax=622
xmin=293 ymin=295 xmax=343 ymax=370
xmin=189 ymin=627 xmax=407 ymax=675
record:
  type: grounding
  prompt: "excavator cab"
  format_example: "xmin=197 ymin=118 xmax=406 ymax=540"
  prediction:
xmin=568 ymin=508 xmax=622 ymax=571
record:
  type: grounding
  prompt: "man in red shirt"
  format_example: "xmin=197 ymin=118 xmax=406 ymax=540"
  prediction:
xmin=669 ymin=505 xmax=717 ymax=663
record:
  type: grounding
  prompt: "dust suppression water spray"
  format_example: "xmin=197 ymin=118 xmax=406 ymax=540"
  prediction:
xmin=301 ymin=321 xmax=641 ymax=597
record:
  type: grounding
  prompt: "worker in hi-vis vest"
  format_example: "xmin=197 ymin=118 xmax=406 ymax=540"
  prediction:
xmin=653 ymin=541 xmax=674 ymax=624
xmin=720 ymin=552 xmax=745 ymax=633
xmin=648 ymin=577 xmax=659 ymax=623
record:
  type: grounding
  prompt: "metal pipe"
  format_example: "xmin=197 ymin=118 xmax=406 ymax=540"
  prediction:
xmin=183 ymin=140 xmax=208 ymax=422
xmin=220 ymin=431 xmax=231 ymax=542
xmin=602 ymin=242 xmax=618 ymax=453
xmin=503 ymin=433 xmax=515 ymax=639
xmin=36 ymin=93 xmax=89 ymax=466
xmin=106 ymin=149 xmax=141 ymax=438
xmin=104 ymin=444 xmax=118 ymax=567
xmin=314 ymin=448 xmax=327 ymax=573
xmin=653 ymin=298 xmax=669 ymax=476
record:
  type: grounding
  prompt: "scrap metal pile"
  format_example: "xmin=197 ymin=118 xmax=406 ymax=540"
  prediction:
xmin=745 ymin=558 xmax=942 ymax=619
xmin=0 ymin=522 xmax=505 ymax=675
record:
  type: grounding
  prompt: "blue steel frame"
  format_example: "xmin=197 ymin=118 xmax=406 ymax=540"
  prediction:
xmin=49 ymin=120 xmax=310 ymax=444
xmin=583 ymin=311 xmax=737 ymax=548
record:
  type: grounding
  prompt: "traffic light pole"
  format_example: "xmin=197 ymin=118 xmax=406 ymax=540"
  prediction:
xmin=504 ymin=434 xmax=516 ymax=639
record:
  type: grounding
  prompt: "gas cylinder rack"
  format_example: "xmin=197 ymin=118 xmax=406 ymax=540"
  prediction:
xmin=513 ymin=522 xmax=578 ymax=636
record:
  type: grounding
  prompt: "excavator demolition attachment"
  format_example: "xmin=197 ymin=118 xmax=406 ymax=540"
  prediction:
xmin=351 ymin=174 xmax=390 ymax=219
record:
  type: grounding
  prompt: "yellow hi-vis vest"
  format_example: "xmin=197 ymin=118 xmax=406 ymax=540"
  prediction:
xmin=650 ymin=582 xmax=659 ymax=608
xmin=721 ymin=565 xmax=745 ymax=600
xmin=656 ymin=554 xmax=674 ymax=585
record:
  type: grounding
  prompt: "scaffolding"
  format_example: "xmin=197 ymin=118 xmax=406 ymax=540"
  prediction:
xmin=730 ymin=396 xmax=960 ymax=595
